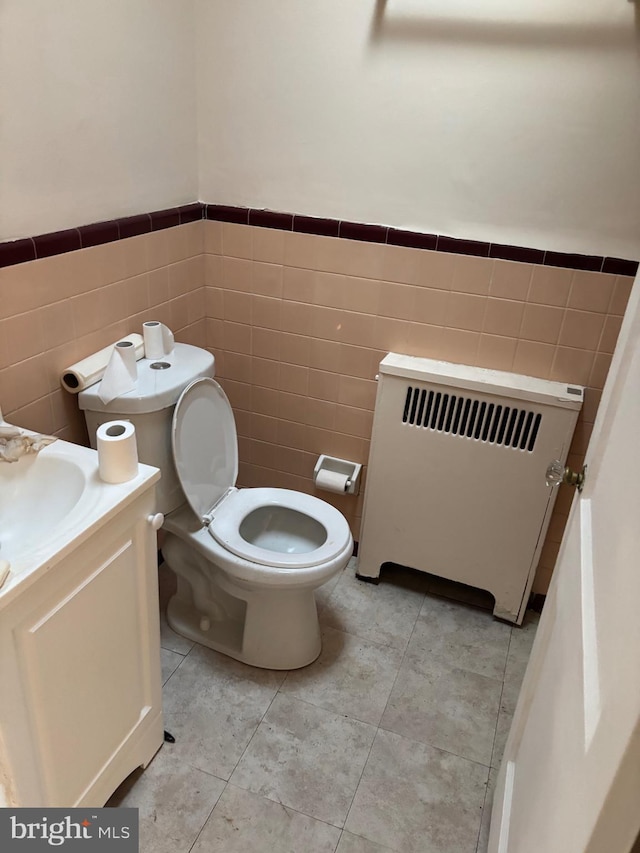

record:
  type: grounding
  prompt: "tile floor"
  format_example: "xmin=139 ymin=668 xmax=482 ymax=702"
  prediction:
xmin=108 ymin=558 xmax=538 ymax=853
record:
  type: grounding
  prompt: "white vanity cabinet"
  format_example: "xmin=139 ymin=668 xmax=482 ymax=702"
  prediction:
xmin=0 ymin=482 xmax=163 ymax=807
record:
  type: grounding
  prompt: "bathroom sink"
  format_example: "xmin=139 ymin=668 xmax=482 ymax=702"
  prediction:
xmin=0 ymin=448 xmax=92 ymax=564
xmin=0 ymin=438 xmax=159 ymax=597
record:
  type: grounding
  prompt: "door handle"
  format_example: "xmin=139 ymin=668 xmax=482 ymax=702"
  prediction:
xmin=545 ymin=460 xmax=586 ymax=491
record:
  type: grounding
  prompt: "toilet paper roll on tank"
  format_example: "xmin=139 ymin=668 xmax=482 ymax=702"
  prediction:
xmin=60 ymin=322 xmax=176 ymax=395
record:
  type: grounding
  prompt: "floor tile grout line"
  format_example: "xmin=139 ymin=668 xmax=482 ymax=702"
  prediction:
xmin=375 ymin=721 xmax=493 ymax=771
xmin=186 ymin=780 xmax=228 ymax=853
xmin=341 ymin=585 xmax=426 ymax=836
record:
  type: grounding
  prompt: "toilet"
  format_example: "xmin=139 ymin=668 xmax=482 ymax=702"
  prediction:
xmin=79 ymin=346 xmax=353 ymax=670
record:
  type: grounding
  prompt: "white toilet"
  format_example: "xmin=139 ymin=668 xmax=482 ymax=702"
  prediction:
xmin=80 ymin=348 xmax=353 ymax=670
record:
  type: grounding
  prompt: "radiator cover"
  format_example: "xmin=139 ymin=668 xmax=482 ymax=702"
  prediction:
xmin=357 ymin=353 xmax=583 ymax=624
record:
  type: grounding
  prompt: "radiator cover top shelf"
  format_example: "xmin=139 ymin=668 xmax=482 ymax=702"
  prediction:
xmin=357 ymin=353 xmax=583 ymax=624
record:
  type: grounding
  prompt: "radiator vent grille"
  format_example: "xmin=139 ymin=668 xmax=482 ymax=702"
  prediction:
xmin=402 ymin=385 xmax=542 ymax=452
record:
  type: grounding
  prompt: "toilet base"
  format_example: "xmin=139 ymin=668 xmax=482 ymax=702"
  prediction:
xmin=166 ymin=588 xmax=321 ymax=669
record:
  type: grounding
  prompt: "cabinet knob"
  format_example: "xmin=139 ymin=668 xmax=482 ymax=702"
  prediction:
xmin=147 ymin=513 xmax=165 ymax=531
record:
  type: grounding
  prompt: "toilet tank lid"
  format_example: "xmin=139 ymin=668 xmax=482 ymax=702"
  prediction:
xmin=78 ymin=344 xmax=215 ymax=414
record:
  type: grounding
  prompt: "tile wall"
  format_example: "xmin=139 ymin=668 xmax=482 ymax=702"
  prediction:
xmin=203 ymin=220 xmax=634 ymax=594
xmin=0 ymin=212 xmax=634 ymax=594
xmin=0 ymin=222 xmax=205 ymax=444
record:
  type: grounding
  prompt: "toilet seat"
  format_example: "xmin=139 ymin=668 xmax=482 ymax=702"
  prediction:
xmin=171 ymin=379 xmax=352 ymax=570
xmin=208 ymin=488 xmax=352 ymax=569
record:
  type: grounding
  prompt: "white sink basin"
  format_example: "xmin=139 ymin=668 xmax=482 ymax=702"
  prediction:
xmin=0 ymin=439 xmax=159 ymax=598
xmin=0 ymin=451 xmax=91 ymax=563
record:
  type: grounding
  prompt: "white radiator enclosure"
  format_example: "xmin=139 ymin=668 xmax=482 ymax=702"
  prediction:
xmin=357 ymin=354 xmax=583 ymax=624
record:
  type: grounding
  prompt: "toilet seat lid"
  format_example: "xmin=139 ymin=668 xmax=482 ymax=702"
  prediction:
xmin=171 ymin=377 xmax=238 ymax=520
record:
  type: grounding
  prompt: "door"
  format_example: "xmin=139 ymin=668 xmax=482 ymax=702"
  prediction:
xmin=488 ymin=272 xmax=640 ymax=853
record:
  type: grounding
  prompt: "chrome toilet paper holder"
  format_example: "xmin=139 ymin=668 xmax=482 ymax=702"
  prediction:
xmin=313 ymin=455 xmax=362 ymax=495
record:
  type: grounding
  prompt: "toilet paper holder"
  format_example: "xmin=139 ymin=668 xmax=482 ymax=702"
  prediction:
xmin=313 ymin=455 xmax=362 ymax=495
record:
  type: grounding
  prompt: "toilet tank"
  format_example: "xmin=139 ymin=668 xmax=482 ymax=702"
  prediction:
xmin=79 ymin=344 xmax=215 ymax=513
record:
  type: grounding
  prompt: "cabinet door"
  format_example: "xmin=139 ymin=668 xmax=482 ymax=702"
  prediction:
xmin=15 ymin=534 xmax=155 ymax=806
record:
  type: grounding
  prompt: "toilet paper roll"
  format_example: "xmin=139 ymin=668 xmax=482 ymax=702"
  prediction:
xmin=60 ymin=333 xmax=145 ymax=394
xmin=314 ymin=469 xmax=350 ymax=494
xmin=143 ymin=321 xmax=175 ymax=359
xmin=98 ymin=340 xmax=138 ymax=405
xmin=96 ymin=420 xmax=139 ymax=484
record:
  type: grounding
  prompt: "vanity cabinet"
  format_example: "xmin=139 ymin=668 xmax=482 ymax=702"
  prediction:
xmin=0 ymin=485 xmax=163 ymax=807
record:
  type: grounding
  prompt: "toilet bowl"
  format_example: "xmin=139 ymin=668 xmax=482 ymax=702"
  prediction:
xmin=162 ymin=377 xmax=353 ymax=669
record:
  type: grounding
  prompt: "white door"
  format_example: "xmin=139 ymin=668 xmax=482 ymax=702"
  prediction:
xmin=488 ymin=272 xmax=640 ymax=853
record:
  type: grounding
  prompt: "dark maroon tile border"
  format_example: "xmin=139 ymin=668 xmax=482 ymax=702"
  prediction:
xmin=293 ymin=215 xmax=340 ymax=237
xmin=118 ymin=213 xmax=153 ymax=239
xmin=387 ymin=228 xmax=437 ymax=250
xmin=437 ymin=235 xmax=490 ymax=257
xmin=79 ymin=220 xmax=119 ymax=248
xmin=33 ymin=228 xmax=82 ymax=259
xmin=0 ymin=237 xmax=36 ymax=267
xmin=1 ymin=200 xmax=638 ymax=277
xmin=249 ymin=209 xmax=293 ymax=230
xmin=339 ymin=221 xmax=388 ymax=243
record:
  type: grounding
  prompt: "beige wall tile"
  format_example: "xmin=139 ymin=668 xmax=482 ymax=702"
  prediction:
xmin=278 ymin=362 xmax=309 ymax=396
xmin=250 ymin=412 xmax=279 ymax=443
xmin=204 ymin=221 xmax=223 ymax=254
xmin=452 ymin=255 xmax=493 ymax=295
xmin=373 ymin=316 xmax=410 ymax=352
xmin=251 ymin=294 xmax=282 ymax=330
xmin=41 ymin=300 xmax=77 ymax=352
xmin=283 ymin=232 xmax=317 ymax=269
xmin=282 ymin=300 xmax=316 ymax=336
xmin=380 ymin=244 xmax=424 ymax=285
xmin=221 ymin=321 xmax=251 ymax=354
xmin=222 ymin=256 xmax=252 ymax=291
xmin=598 ymin=315 xmax=623 ymax=354
xmin=280 ymin=332 xmax=311 ymax=366
xmin=608 ymin=276 xmax=634 ymax=316
xmin=148 ymin=266 xmax=171 ymax=305
xmin=438 ymin=328 xmax=480 ymax=364
xmin=334 ymin=405 xmax=374 ymax=439
xmin=489 ymin=260 xmax=533 ymax=301
xmin=253 ymin=326 xmax=282 ymax=361
xmin=252 ymin=262 xmax=283 ymax=297
xmin=224 ymin=351 xmax=252 ymax=384
xmin=0 ymin=311 xmax=45 ymax=367
xmin=72 ymin=289 xmax=103 ymax=338
xmin=559 ymin=310 xmax=605 ymax=350
xmin=223 ymin=290 xmax=252 ymax=324
xmin=283 ymin=266 xmax=315 ymax=303
xmin=476 ymin=334 xmax=517 ymax=371
xmin=316 ymin=238 xmax=385 ymax=280
xmin=309 ymin=337 xmax=341 ymax=372
xmin=589 ymin=352 xmax=613 ymax=389
xmin=528 ymin=266 xmax=573 ymax=307
xmin=512 ymin=340 xmax=555 ymax=379
xmin=252 ymin=357 xmax=280 ymax=390
xmin=308 ymin=369 xmax=340 ymax=402
xmin=338 ymin=344 xmax=379 ymax=380
xmin=417 ymin=250 xmax=456 ymax=290
xmin=520 ymin=304 xmax=564 ymax=344
xmin=445 ymin=292 xmax=486 ymax=332
xmin=378 ymin=282 xmax=417 ymax=320
xmin=205 ymin=286 xmax=224 ymax=319
xmin=568 ymin=271 xmax=615 ymax=313
xmin=406 ymin=323 xmax=445 ymax=359
xmin=170 ymin=293 xmax=190 ymax=330
xmin=413 ymin=287 xmax=449 ymax=326
xmin=222 ymin=222 xmax=252 ymax=258
xmin=204 ymin=253 xmax=223 ymax=286
xmin=338 ymin=375 xmax=377 ymax=410
xmin=483 ymin=298 xmax=524 ymax=338
xmin=551 ymin=347 xmax=595 ymax=385
xmin=252 ymin=227 xmax=285 ymax=264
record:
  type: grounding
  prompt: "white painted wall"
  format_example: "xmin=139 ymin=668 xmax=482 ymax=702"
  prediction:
xmin=196 ymin=0 xmax=640 ymax=259
xmin=0 ymin=0 xmax=197 ymax=241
